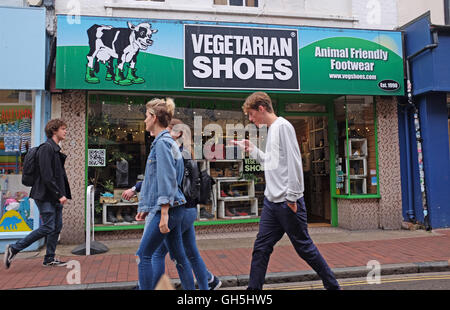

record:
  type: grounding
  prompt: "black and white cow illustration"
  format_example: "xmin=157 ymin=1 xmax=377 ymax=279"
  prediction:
xmin=85 ymin=22 xmax=158 ymax=85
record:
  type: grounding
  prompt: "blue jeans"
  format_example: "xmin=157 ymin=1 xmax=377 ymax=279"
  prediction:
xmin=11 ymin=200 xmax=62 ymax=263
xmin=248 ymin=197 xmax=340 ymax=290
xmin=136 ymin=206 xmax=195 ymax=290
xmin=151 ymin=207 xmax=210 ymax=290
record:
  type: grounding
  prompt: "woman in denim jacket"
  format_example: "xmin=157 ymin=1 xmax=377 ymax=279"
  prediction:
xmin=135 ymin=98 xmax=194 ymax=290
xmin=150 ymin=119 xmax=222 ymax=290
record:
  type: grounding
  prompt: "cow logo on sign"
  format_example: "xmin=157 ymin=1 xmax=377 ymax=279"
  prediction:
xmin=85 ymin=22 xmax=158 ymax=86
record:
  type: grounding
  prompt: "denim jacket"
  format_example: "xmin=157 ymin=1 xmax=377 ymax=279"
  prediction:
xmin=138 ymin=130 xmax=186 ymax=213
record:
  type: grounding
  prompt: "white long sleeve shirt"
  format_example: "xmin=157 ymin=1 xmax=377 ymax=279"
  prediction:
xmin=250 ymin=117 xmax=304 ymax=203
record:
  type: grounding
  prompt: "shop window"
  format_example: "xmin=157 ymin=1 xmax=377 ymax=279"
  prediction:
xmin=0 ymin=90 xmax=35 ymax=233
xmin=88 ymin=93 xmax=265 ymax=227
xmin=334 ymin=96 xmax=378 ymax=196
xmin=214 ymin=0 xmax=259 ymax=7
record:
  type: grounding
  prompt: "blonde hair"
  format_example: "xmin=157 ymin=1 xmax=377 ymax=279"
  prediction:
xmin=146 ymin=97 xmax=175 ymax=127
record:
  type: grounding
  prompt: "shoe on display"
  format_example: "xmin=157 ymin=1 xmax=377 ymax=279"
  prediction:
xmin=123 ymin=214 xmax=134 ymax=223
xmin=231 ymin=190 xmax=241 ymax=197
xmin=225 ymin=208 xmax=236 ymax=217
xmin=200 ymin=207 xmax=214 ymax=219
xmin=220 ymin=190 xmax=228 ymax=197
xmin=107 ymin=210 xmax=118 ymax=223
xmin=116 ymin=211 xmax=124 ymax=222
xmin=43 ymin=258 xmax=67 ymax=267
xmin=208 ymin=275 xmax=222 ymax=290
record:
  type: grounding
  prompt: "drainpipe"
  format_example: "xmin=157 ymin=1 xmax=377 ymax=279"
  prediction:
xmin=400 ymin=102 xmax=415 ymax=222
xmin=405 ymin=30 xmax=438 ymax=231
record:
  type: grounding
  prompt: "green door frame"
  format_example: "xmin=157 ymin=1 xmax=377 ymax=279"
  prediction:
xmin=277 ymin=101 xmax=338 ymax=227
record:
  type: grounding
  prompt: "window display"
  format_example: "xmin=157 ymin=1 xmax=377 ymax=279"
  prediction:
xmin=334 ymin=96 xmax=378 ymax=196
xmin=88 ymin=94 xmax=148 ymax=225
xmin=0 ymin=90 xmax=35 ymax=233
xmin=88 ymin=93 xmax=265 ymax=226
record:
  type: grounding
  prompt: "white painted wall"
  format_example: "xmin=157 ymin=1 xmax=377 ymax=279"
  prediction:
xmin=397 ymin=0 xmax=445 ymax=26
xmin=55 ymin=0 xmax=403 ymax=29
xmin=56 ymin=0 xmax=361 ymax=28
xmin=352 ymin=0 xmax=399 ymax=29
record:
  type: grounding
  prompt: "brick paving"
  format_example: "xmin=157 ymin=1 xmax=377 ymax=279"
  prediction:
xmin=1 ymin=229 xmax=450 ymax=289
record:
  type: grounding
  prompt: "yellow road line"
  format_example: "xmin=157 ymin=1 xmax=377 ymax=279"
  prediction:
xmin=265 ymin=274 xmax=450 ymax=290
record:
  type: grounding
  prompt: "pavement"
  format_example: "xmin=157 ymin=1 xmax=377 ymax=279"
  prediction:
xmin=1 ymin=225 xmax=450 ymax=290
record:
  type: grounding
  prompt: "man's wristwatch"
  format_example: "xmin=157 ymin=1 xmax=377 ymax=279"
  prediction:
xmin=286 ymin=199 xmax=296 ymax=204
xmin=131 ymin=186 xmax=136 ymax=193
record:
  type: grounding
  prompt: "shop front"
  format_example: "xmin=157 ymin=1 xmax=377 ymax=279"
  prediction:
xmin=55 ymin=15 xmax=405 ymax=242
xmin=0 ymin=6 xmax=48 ymax=252
xmin=399 ymin=12 xmax=450 ymax=229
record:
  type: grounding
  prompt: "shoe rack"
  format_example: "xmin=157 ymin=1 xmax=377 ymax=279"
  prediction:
xmin=344 ymin=138 xmax=368 ymax=194
xmin=207 ymin=159 xmax=259 ymax=219
xmin=102 ymin=202 xmax=139 ymax=225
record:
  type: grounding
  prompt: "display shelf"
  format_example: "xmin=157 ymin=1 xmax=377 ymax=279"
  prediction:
xmin=346 ymin=138 xmax=368 ymax=157
xmin=217 ymin=197 xmax=258 ymax=219
xmin=344 ymin=138 xmax=368 ymax=194
xmin=102 ymin=202 xmax=138 ymax=225
xmin=204 ymin=159 xmax=261 ymax=221
xmin=217 ymin=179 xmax=254 ymax=200
xmin=207 ymin=159 xmax=243 ymax=179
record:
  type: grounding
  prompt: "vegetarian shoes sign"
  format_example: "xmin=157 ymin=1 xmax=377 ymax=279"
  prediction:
xmin=184 ymin=25 xmax=299 ymax=90
xmin=56 ymin=15 xmax=404 ymax=95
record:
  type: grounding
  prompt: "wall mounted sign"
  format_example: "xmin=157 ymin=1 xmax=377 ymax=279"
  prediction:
xmin=56 ymin=15 xmax=404 ymax=96
xmin=184 ymin=24 xmax=299 ymax=91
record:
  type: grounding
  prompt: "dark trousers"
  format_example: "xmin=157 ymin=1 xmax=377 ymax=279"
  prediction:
xmin=11 ymin=200 xmax=63 ymax=263
xmin=248 ymin=197 xmax=340 ymax=290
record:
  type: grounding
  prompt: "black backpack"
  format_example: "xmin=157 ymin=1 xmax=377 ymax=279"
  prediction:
xmin=181 ymin=158 xmax=201 ymax=204
xmin=180 ymin=159 xmax=215 ymax=205
xmin=197 ymin=166 xmax=215 ymax=204
xmin=21 ymin=144 xmax=43 ymax=187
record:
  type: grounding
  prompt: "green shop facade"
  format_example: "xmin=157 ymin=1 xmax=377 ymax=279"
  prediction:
xmin=55 ymin=15 xmax=405 ymax=243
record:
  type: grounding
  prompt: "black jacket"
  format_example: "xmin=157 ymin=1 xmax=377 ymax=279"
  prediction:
xmin=29 ymin=138 xmax=72 ymax=203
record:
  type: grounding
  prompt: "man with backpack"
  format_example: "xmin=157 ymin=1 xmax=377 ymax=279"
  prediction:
xmin=4 ymin=119 xmax=71 ymax=269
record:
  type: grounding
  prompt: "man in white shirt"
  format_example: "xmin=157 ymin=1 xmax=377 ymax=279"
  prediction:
xmin=234 ymin=92 xmax=340 ymax=290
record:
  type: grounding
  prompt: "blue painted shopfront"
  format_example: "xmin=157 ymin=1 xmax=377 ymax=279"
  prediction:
xmin=0 ymin=6 xmax=51 ymax=253
xmin=399 ymin=12 xmax=450 ymax=229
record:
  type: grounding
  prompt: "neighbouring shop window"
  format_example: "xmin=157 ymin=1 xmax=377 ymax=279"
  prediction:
xmin=0 ymin=90 xmax=35 ymax=233
xmin=334 ymin=96 xmax=378 ymax=196
xmin=214 ymin=0 xmax=259 ymax=7
xmin=88 ymin=93 xmax=265 ymax=227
